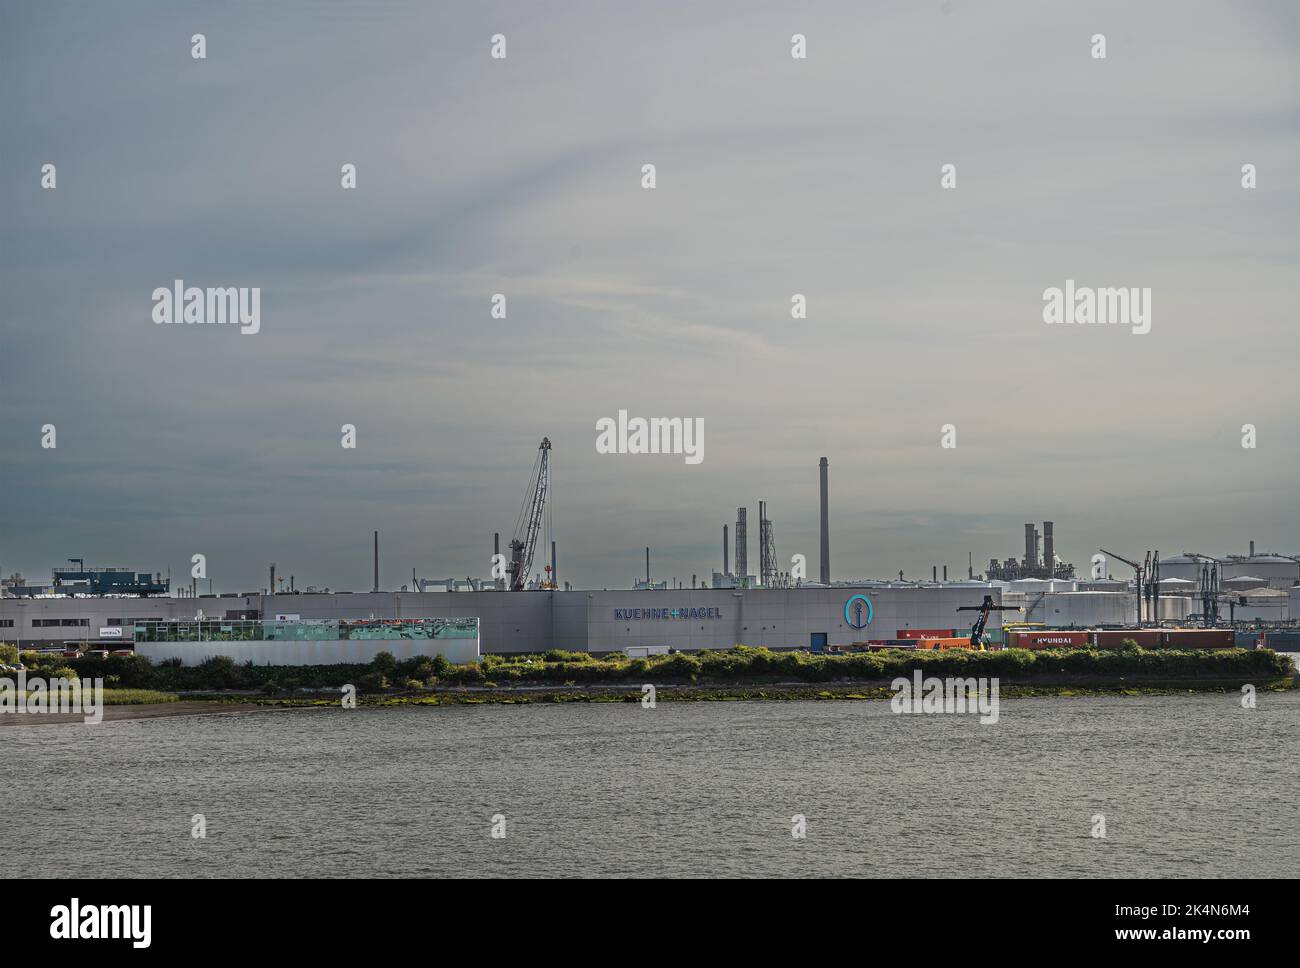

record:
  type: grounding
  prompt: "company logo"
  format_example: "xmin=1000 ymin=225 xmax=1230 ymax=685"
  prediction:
xmin=614 ymin=607 xmax=722 ymax=621
xmin=844 ymin=594 xmax=873 ymax=630
xmin=50 ymin=898 xmax=151 ymax=948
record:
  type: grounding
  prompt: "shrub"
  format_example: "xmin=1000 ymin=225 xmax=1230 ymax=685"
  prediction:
xmin=357 ymin=672 xmax=389 ymax=693
xmin=370 ymin=651 xmax=397 ymax=676
xmin=543 ymin=649 xmax=591 ymax=663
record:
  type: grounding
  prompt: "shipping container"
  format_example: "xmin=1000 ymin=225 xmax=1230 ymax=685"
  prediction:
xmin=896 ymin=628 xmax=955 ymax=640
xmin=1007 ymin=629 xmax=1090 ymax=649
xmin=912 ymin=637 xmax=975 ymax=651
xmin=1090 ymin=629 xmax=1162 ymax=649
xmin=1262 ymin=630 xmax=1300 ymax=649
xmin=1159 ymin=629 xmax=1235 ymax=649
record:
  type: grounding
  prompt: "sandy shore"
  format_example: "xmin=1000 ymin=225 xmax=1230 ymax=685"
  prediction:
xmin=0 ymin=702 xmax=269 ymax=727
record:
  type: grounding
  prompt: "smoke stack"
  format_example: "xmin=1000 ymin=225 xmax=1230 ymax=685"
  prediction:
xmin=819 ymin=457 xmax=830 ymax=585
xmin=932 ymin=565 xmax=937 ymax=583
xmin=736 ymin=508 xmax=748 ymax=579
xmin=494 ymin=532 xmax=500 ymax=558
xmin=1250 ymin=539 xmax=1255 ymax=557
xmin=943 ymin=565 xmax=948 ymax=582
xmin=1024 ymin=523 xmax=1036 ymax=568
xmin=373 ymin=531 xmax=379 ymax=592
xmin=1043 ymin=521 xmax=1054 ymax=578
xmin=723 ymin=524 xmax=729 ymax=575
xmin=270 ymin=563 xmax=276 ymax=596
xmin=645 ymin=547 xmax=650 ymax=584
xmin=551 ymin=540 xmax=557 ymax=589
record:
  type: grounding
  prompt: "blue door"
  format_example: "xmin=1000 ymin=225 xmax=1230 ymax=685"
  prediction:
xmin=810 ymin=632 xmax=827 ymax=653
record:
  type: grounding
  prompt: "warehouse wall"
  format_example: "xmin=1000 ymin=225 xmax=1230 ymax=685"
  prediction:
xmin=134 ymin=635 xmax=480 ymax=667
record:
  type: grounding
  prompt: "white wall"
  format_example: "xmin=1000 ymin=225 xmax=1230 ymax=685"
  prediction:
xmin=135 ymin=636 xmax=480 ymax=667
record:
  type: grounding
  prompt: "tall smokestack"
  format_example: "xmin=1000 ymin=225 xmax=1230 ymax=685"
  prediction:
xmin=1043 ymin=521 xmax=1054 ymax=578
xmin=373 ymin=531 xmax=379 ymax=592
xmin=819 ymin=457 xmax=830 ymax=585
xmin=494 ymin=532 xmax=500 ymax=558
xmin=1250 ymin=539 xmax=1255 ymax=557
xmin=1024 ymin=523 xmax=1036 ymax=568
xmin=723 ymin=524 xmax=729 ymax=575
xmin=932 ymin=565 xmax=937 ymax=583
xmin=645 ymin=547 xmax=650 ymax=584
xmin=270 ymin=563 xmax=276 ymax=596
xmin=551 ymin=540 xmax=557 ymax=589
xmin=736 ymin=508 xmax=748 ymax=580
xmin=943 ymin=565 xmax=948 ymax=582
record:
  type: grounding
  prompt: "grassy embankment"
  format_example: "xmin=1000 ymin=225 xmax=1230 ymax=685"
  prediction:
xmin=5 ymin=641 xmax=1294 ymax=706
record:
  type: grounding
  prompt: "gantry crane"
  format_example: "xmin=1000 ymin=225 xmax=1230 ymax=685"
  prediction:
xmin=957 ymin=595 xmax=1023 ymax=650
xmin=507 ymin=438 xmax=551 ymax=592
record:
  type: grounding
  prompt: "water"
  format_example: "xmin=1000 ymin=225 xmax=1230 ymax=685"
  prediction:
xmin=4 ymin=693 xmax=1297 ymax=878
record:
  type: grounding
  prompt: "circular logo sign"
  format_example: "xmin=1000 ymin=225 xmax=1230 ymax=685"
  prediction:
xmin=844 ymin=594 xmax=873 ymax=630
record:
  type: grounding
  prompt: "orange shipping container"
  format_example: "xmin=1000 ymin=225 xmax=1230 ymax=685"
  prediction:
xmin=912 ymin=637 xmax=975 ymax=651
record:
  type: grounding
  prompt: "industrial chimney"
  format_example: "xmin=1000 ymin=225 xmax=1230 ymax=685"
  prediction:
xmin=1043 ymin=521 xmax=1054 ymax=578
xmin=735 ymin=508 xmax=748 ymax=580
xmin=723 ymin=524 xmax=729 ymax=575
xmin=819 ymin=457 xmax=830 ymax=585
xmin=1024 ymin=523 xmax=1036 ymax=569
xmin=373 ymin=531 xmax=379 ymax=592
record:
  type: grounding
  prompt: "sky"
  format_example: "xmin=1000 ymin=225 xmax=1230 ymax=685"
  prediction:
xmin=1 ymin=0 xmax=1297 ymax=593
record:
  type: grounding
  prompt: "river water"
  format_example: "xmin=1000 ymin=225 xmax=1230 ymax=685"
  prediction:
xmin=4 ymin=693 xmax=1297 ymax=878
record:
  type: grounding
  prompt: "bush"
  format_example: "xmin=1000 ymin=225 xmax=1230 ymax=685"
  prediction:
xmin=370 ymin=651 xmax=397 ymax=676
xmin=357 ymin=672 xmax=389 ymax=693
xmin=543 ymin=649 xmax=591 ymax=663
xmin=0 ymin=643 xmax=18 ymax=665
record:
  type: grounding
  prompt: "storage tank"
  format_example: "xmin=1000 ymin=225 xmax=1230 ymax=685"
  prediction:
xmin=1222 ymin=555 xmax=1300 ymax=589
xmin=1038 ymin=591 xmax=1135 ymax=627
xmin=1156 ymin=554 xmax=1204 ymax=582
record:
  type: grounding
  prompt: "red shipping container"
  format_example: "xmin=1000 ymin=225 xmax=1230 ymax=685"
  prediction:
xmin=1008 ymin=630 xmax=1090 ymax=649
xmin=1091 ymin=629 xmax=1162 ymax=648
xmin=897 ymin=628 xmax=955 ymax=640
xmin=1160 ymin=629 xmax=1235 ymax=649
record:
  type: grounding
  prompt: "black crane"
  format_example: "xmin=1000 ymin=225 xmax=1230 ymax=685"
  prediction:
xmin=957 ymin=595 xmax=1023 ymax=650
xmin=507 ymin=438 xmax=551 ymax=592
xmin=1101 ymin=548 xmax=1147 ymax=625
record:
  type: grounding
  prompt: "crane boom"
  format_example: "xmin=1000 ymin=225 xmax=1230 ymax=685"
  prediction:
xmin=507 ymin=438 xmax=551 ymax=592
xmin=957 ymin=595 xmax=1023 ymax=650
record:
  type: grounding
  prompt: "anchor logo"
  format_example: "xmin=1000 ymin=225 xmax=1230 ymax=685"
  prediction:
xmin=844 ymin=594 xmax=873 ymax=630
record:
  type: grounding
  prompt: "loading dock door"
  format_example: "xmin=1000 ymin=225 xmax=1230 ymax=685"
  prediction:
xmin=810 ymin=632 xmax=827 ymax=653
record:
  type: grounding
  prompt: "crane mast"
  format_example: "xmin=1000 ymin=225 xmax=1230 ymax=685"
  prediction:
xmin=507 ymin=438 xmax=551 ymax=592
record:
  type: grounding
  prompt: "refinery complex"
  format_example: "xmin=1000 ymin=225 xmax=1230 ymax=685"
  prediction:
xmin=2 ymin=446 xmax=1298 ymax=661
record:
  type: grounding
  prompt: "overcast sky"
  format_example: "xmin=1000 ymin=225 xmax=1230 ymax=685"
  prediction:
xmin=1 ymin=0 xmax=1297 ymax=593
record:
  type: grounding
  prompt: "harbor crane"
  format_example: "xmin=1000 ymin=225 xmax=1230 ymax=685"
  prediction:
xmin=957 ymin=595 xmax=1023 ymax=650
xmin=1101 ymin=548 xmax=1149 ymax=625
xmin=507 ymin=438 xmax=551 ymax=592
